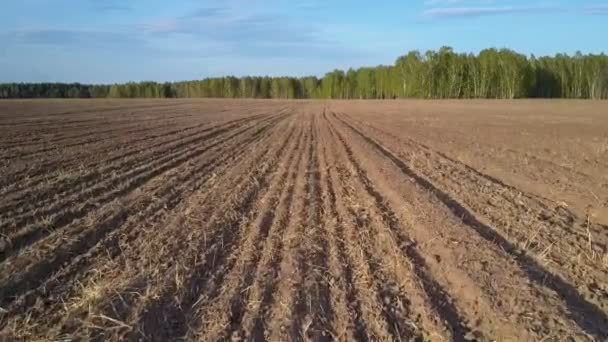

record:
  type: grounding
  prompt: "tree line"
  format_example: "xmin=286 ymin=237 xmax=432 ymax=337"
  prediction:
xmin=2 ymin=47 xmax=607 ymax=99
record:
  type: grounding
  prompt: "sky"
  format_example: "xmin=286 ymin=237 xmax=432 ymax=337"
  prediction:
xmin=1 ymin=0 xmax=607 ymax=83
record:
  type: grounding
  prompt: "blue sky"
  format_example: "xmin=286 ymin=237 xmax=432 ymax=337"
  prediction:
xmin=1 ymin=0 xmax=606 ymax=83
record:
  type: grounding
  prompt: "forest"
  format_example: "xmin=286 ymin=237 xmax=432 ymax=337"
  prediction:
xmin=2 ymin=47 xmax=607 ymax=99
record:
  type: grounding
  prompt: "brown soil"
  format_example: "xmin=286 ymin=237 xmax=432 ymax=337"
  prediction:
xmin=0 ymin=99 xmax=606 ymax=341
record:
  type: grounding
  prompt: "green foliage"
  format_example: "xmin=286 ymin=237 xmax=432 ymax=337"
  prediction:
xmin=2 ymin=48 xmax=607 ymax=99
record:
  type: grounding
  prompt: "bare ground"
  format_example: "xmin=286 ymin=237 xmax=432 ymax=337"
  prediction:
xmin=0 ymin=99 xmax=606 ymax=341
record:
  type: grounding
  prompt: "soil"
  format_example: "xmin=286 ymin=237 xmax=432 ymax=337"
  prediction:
xmin=0 ymin=99 xmax=606 ymax=341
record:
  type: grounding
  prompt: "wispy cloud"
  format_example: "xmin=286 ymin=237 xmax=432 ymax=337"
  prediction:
xmin=584 ymin=5 xmax=608 ymax=15
xmin=424 ymin=0 xmax=466 ymax=5
xmin=6 ymin=29 xmax=143 ymax=48
xmin=96 ymin=4 xmax=132 ymax=11
xmin=89 ymin=0 xmax=132 ymax=12
xmin=0 ymin=28 xmax=230 ymax=61
xmin=185 ymin=7 xmax=229 ymax=19
xmin=142 ymin=13 xmax=316 ymax=43
xmin=137 ymin=5 xmax=358 ymax=59
xmin=2 ymin=3 xmax=367 ymax=62
xmin=295 ymin=1 xmax=325 ymax=11
xmin=423 ymin=5 xmax=560 ymax=18
xmin=422 ymin=0 xmax=608 ymax=19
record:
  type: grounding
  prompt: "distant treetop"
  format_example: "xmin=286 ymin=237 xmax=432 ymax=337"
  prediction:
xmin=2 ymin=47 xmax=607 ymax=99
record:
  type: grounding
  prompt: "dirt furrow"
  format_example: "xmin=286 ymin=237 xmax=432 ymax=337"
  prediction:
xmin=331 ymin=111 xmax=608 ymax=339
xmin=325 ymin=112 xmax=478 ymax=341
xmin=0 ymin=112 xmax=271 ymax=216
xmin=191 ymin=119 xmax=305 ymax=341
xmin=0 ymin=113 xmax=275 ymax=233
xmin=0 ymin=115 xmax=287 ymax=310
xmin=265 ymin=119 xmax=313 ymax=341
xmin=121 ymin=121 xmax=298 ymax=341
xmin=289 ymin=113 xmax=334 ymax=341
xmin=237 ymin=122 xmax=308 ymax=341
xmin=0 ymin=101 xmax=196 ymax=123
xmin=324 ymin=119 xmax=455 ymax=341
xmin=1 ymin=114 xmax=241 ymax=208
xmin=1 ymin=100 xmax=606 ymax=341
xmin=0 ymin=105 xmax=204 ymax=146
xmin=2 ymin=119 xmax=182 ymax=158
xmin=0 ymin=110 xmax=200 ymax=154
xmin=2 ymin=108 xmax=199 ymax=144
xmin=0 ymin=115 xmax=280 ymax=262
xmin=0 ymin=106 xmax=270 ymax=162
xmin=315 ymin=110 xmax=367 ymax=341
xmin=342 ymin=111 xmax=608 ymax=250
xmin=329 ymin=112 xmax=598 ymax=340
xmin=0 ymin=113 xmax=291 ymax=340
xmin=0 ymin=113 xmax=267 ymax=197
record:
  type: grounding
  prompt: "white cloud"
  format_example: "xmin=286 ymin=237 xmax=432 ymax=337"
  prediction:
xmin=423 ymin=5 xmax=554 ymax=18
xmin=424 ymin=0 xmax=465 ymax=5
xmin=420 ymin=2 xmax=608 ymax=19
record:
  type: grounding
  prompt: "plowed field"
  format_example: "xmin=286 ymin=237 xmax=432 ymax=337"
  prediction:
xmin=0 ymin=99 xmax=607 ymax=341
